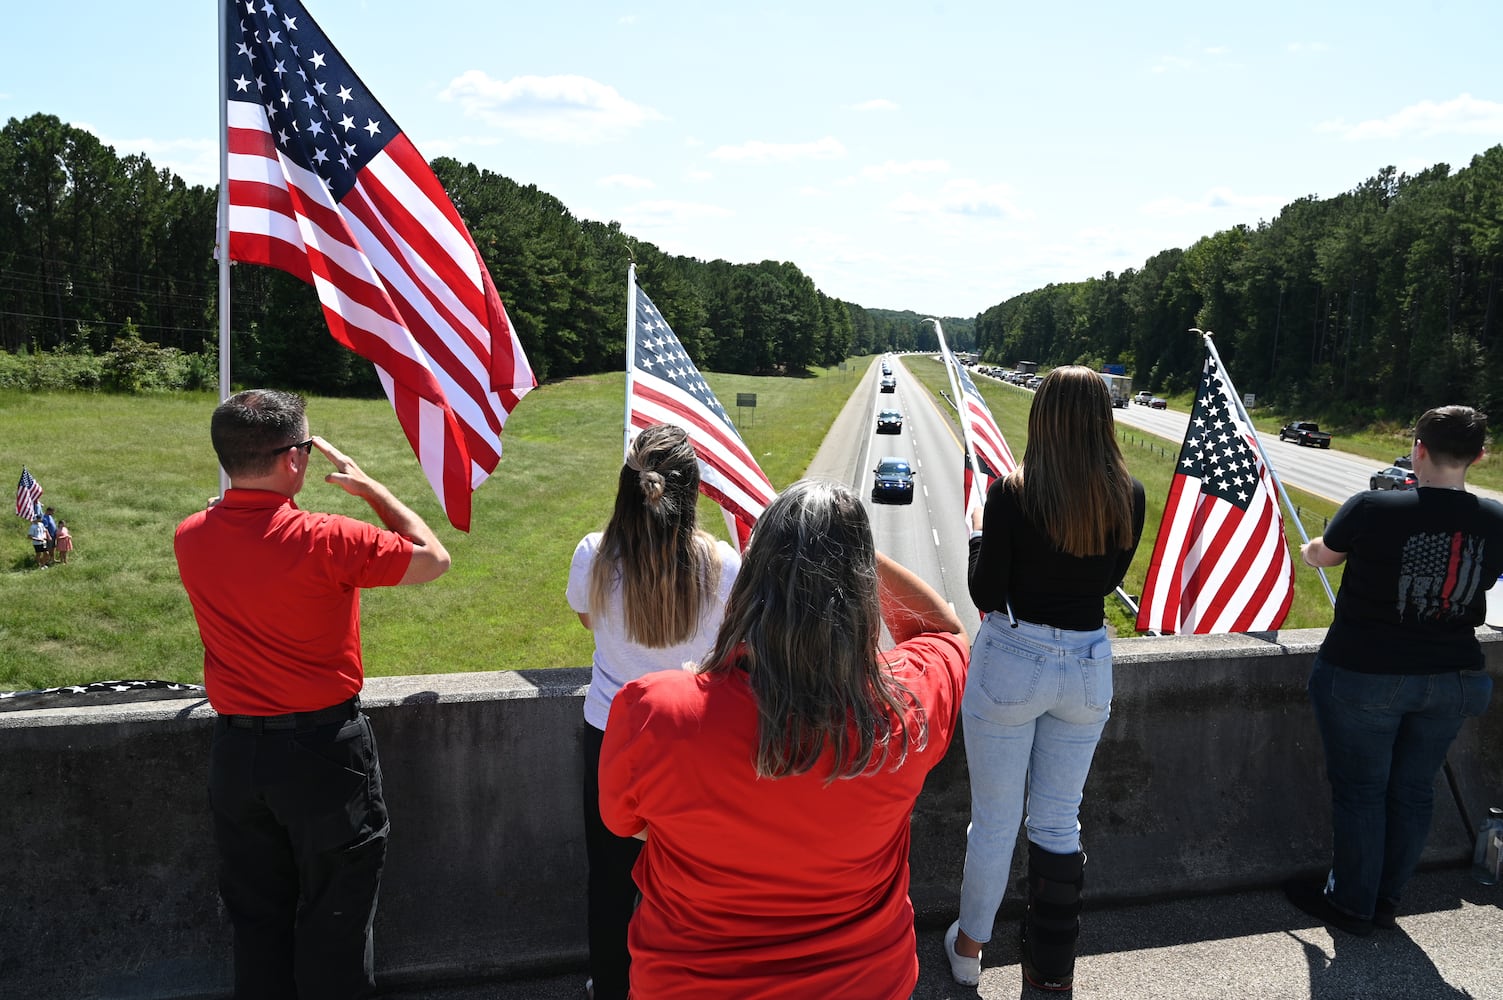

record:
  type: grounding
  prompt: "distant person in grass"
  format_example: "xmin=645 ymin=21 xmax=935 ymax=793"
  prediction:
xmin=1290 ymin=404 xmax=1502 ymax=936
xmin=174 ymin=389 xmax=450 ymax=1000
xmin=53 ymin=519 xmax=72 ymax=563
xmin=566 ymin=423 xmax=741 ymax=1000
xmin=28 ymin=515 xmax=49 ymax=568
xmin=40 ymin=506 xmax=58 ymax=566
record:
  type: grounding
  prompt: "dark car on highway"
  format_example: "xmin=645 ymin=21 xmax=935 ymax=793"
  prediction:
xmin=871 ymin=457 xmax=915 ymax=504
xmin=1149 ymin=397 xmax=1167 ymax=409
xmin=879 ymin=376 xmax=897 ymax=392
xmin=1371 ymin=466 xmax=1417 ymax=491
xmin=876 ymin=409 xmax=903 ymax=434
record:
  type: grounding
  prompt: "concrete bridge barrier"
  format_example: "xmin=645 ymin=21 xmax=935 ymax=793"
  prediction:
xmin=1 ymin=628 xmax=1498 ymax=999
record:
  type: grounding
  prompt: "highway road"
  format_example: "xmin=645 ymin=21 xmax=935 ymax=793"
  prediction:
xmin=805 ymin=355 xmax=982 ymax=642
xmin=804 ymin=356 xmax=1502 ymax=643
xmin=967 ymin=363 xmax=1503 ymax=506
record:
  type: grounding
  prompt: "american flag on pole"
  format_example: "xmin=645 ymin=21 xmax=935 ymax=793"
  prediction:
xmin=953 ymin=361 xmax=1017 ymax=521
xmin=222 ymin=0 xmax=535 ymax=531
xmin=931 ymin=320 xmax=1016 ymax=522
xmin=1136 ymin=349 xmax=1294 ymax=634
xmin=627 ymin=268 xmax=775 ymax=549
xmin=15 ymin=467 xmax=43 ymax=519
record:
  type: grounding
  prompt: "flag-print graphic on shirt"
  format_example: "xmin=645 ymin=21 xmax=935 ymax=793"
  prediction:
xmin=1398 ymin=530 xmax=1487 ymax=622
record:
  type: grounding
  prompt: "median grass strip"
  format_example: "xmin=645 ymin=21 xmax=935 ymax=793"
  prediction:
xmin=902 ymin=358 xmax=1344 ymax=634
xmin=1 ymin=359 xmax=870 ymax=691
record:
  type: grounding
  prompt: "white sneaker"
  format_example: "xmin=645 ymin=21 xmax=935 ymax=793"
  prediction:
xmin=945 ymin=919 xmax=981 ymax=986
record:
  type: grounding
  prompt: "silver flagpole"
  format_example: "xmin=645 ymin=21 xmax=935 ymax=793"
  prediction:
xmin=928 ymin=319 xmax=1016 ymax=627
xmin=216 ymin=0 xmax=232 ymax=498
xmin=1196 ymin=328 xmax=1336 ymax=607
xmin=623 ymin=264 xmax=638 ymax=461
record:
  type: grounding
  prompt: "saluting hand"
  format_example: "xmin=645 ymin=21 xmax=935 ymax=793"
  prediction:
xmin=312 ymin=436 xmax=380 ymax=500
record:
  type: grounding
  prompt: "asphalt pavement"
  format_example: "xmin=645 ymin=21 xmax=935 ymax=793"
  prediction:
xmin=380 ymin=867 xmax=1503 ymax=999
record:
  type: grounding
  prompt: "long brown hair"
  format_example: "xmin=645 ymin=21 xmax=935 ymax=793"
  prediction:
xmin=1011 ymin=366 xmax=1134 ymax=557
xmin=700 ymin=480 xmax=922 ymax=782
xmin=588 ymin=424 xmax=722 ymax=647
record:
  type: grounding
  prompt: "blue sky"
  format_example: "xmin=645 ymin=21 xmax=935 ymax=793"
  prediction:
xmin=5 ymin=1 xmax=1501 ymax=317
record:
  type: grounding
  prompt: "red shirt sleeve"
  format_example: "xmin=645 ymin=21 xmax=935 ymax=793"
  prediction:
xmin=599 ymin=678 xmax=654 ymax=838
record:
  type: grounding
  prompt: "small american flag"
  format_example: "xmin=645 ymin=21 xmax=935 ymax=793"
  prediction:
xmin=1136 ymin=349 xmax=1294 ymax=634
xmin=953 ymin=361 xmax=1017 ymax=522
xmin=931 ymin=321 xmax=1016 ymax=522
xmin=15 ymin=467 xmax=43 ymax=519
xmin=222 ymin=0 xmax=536 ymax=531
xmin=627 ymin=268 xmax=776 ymax=548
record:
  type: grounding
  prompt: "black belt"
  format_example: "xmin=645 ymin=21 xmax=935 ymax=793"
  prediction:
xmin=220 ymin=696 xmax=360 ymax=733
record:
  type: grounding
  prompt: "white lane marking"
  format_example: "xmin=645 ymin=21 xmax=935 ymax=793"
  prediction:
xmin=932 ymin=528 xmax=941 ymax=547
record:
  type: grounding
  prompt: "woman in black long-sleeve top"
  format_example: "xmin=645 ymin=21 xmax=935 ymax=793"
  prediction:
xmin=944 ymin=366 xmax=1145 ymax=993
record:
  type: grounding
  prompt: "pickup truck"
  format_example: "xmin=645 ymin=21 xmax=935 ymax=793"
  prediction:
xmin=1279 ymin=421 xmax=1332 ymax=449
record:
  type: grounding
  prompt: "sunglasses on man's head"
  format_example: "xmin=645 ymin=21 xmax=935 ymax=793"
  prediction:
xmin=270 ymin=438 xmax=314 ymax=456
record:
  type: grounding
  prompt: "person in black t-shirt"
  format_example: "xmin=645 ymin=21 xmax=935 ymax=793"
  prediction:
xmin=1289 ymin=405 xmax=1502 ymax=935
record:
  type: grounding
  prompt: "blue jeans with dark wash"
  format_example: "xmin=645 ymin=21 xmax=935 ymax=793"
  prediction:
xmin=1308 ymin=654 xmax=1493 ymax=919
xmin=957 ymin=614 xmax=1113 ymax=945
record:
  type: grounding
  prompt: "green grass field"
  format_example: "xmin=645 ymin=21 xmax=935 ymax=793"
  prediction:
xmin=3 ymin=354 xmax=1351 ymax=691
xmin=0 ymin=360 xmax=869 ymax=691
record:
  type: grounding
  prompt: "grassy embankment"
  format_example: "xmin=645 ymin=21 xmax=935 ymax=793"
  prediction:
xmin=903 ymin=359 xmax=1347 ymax=636
xmin=0 ymin=359 xmax=869 ymax=691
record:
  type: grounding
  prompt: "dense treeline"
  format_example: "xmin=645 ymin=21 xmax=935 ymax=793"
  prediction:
xmin=7 ymin=108 xmax=1497 ymax=422
xmin=0 ymin=113 xmax=953 ymax=394
xmin=974 ymin=147 xmax=1503 ymax=422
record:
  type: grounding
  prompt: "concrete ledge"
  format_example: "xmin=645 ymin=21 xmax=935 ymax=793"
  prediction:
xmin=2 ymin=634 xmax=1499 ymax=999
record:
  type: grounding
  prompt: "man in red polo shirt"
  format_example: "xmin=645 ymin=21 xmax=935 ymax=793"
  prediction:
xmin=175 ymin=389 xmax=450 ymax=999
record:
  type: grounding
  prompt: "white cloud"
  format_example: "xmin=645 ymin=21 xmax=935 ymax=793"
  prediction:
xmin=890 ymin=178 xmax=1027 ymax=220
xmin=438 ymin=71 xmax=661 ymax=142
xmin=598 ymin=174 xmax=654 ymax=190
xmin=709 ymin=137 xmax=846 ymax=163
xmin=851 ymin=99 xmax=899 ymax=113
xmin=420 ymin=135 xmax=504 ymax=157
xmin=855 ymin=159 xmax=950 ymax=182
xmin=1318 ymin=93 xmax=1503 ymax=140
xmin=617 ymin=199 xmax=735 ymax=228
xmin=1139 ymin=186 xmax=1286 ymax=218
xmin=1150 ymin=55 xmax=1196 ymax=75
xmin=91 ymin=130 xmax=217 ymax=187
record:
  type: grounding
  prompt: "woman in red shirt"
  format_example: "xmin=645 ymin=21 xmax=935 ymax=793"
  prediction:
xmin=599 ymin=479 xmax=968 ymax=999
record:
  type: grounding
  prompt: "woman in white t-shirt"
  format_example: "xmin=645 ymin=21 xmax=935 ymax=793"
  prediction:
xmin=566 ymin=423 xmax=740 ymax=1000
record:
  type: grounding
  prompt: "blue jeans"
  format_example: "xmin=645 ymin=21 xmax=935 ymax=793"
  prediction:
xmin=957 ymin=615 xmax=1113 ymax=944
xmin=1309 ymin=655 xmax=1493 ymax=919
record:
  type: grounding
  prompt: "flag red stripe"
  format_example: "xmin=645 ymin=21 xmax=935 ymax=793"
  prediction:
xmin=224 ymin=84 xmax=534 ymax=532
xmin=630 ymin=380 xmax=774 ymax=494
xmin=1224 ymin=514 xmax=1296 ymax=631
xmin=1135 ymin=352 xmax=1293 ymax=634
xmin=627 ymin=394 xmax=774 ymax=511
xmin=1136 ymin=472 xmax=1194 ymax=630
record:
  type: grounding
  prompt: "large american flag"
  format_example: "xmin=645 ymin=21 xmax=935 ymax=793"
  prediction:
xmin=15 ymin=467 xmax=43 ymax=519
xmin=953 ymin=361 xmax=1017 ymax=521
xmin=627 ymin=269 xmax=775 ymax=548
xmin=1136 ymin=350 xmax=1294 ymax=633
xmin=222 ymin=0 xmax=535 ymax=531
